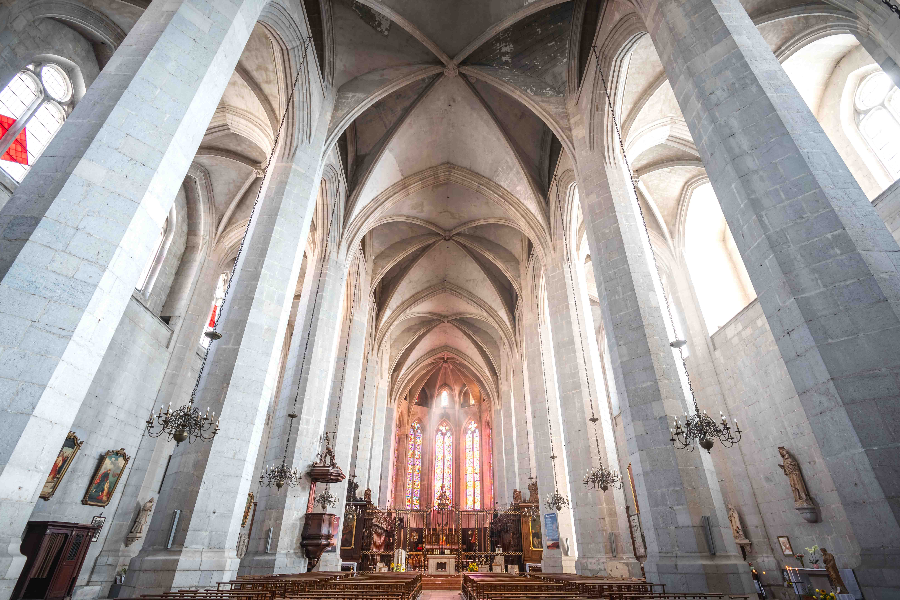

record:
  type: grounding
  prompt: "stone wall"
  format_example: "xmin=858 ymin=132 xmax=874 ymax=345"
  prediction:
xmin=27 ymin=295 xmax=173 ymax=598
xmin=709 ymin=300 xmax=858 ymax=592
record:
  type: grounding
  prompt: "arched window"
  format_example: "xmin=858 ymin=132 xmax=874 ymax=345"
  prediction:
xmin=464 ymin=420 xmax=481 ymax=509
xmin=684 ymin=182 xmax=756 ymax=333
xmin=856 ymin=71 xmax=900 ymax=179
xmin=405 ymin=421 xmax=423 ymax=509
xmin=433 ymin=422 xmax=452 ymax=504
xmin=0 ymin=65 xmax=72 ymax=183
xmin=440 ymin=389 xmax=449 ymax=407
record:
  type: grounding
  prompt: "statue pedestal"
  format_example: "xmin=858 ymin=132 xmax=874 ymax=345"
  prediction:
xmin=426 ymin=555 xmax=456 ymax=575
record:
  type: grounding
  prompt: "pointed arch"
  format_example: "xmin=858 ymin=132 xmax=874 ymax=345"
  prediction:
xmin=434 ymin=420 xmax=453 ymax=504
xmin=405 ymin=420 xmax=423 ymax=509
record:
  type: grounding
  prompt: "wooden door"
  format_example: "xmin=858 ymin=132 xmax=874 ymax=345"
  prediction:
xmin=46 ymin=530 xmax=88 ymax=599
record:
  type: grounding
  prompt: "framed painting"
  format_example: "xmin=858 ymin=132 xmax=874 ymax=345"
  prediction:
xmin=341 ymin=509 xmax=357 ymax=549
xmin=82 ymin=449 xmax=130 ymax=507
xmin=40 ymin=432 xmax=83 ymax=500
xmin=777 ymin=535 xmax=794 ymax=556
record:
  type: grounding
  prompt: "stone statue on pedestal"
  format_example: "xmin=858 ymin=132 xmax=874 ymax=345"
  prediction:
xmin=125 ymin=498 xmax=154 ymax=547
xmin=727 ymin=505 xmax=750 ymax=545
xmin=778 ymin=447 xmax=818 ymax=522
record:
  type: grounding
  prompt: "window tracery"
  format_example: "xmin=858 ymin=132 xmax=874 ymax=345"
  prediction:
xmin=0 ymin=65 xmax=72 ymax=182
xmin=856 ymin=71 xmax=900 ymax=179
xmin=405 ymin=421 xmax=422 ymax=509
xmin=464 ymin=420 xmax=480 ymax=509
xmin=434 ymin=421 xmax=452 ymax=504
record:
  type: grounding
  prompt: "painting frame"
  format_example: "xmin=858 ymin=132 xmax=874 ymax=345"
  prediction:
xmin=777 ymin=535 xmax=794 ymax=556
xmin=40 ymin=432 xmax=83 ymax=500
xmin=82 ymin=448 xmax=130 ymax=507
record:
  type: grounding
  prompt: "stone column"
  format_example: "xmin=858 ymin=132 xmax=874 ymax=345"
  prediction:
xmin=501 ymin=367 xmax=520 ymax=497
xmin=522 ymin=264 xmax=574 ymax=573
xmin=318 ymin=266 xmax=371 ymax=571
xmin=0 ymin=0 xmax=269 ymax=593
xmin=642 ymin=0 xmax=900 ymax=593
xmin=511 ymin=360 xmax=533 ymax=490
xmin=350 ymin=331 xmax=378 ymax=492
xmin=368 ymin=373 xmax=389 ymax=506
xmin=570 ymin=96 xmax=751 ymax=590
xmin=121 ymin=100 xmax=333 ymax=593
xmin=237 ymin=248 xmax=349 ymax=576
xmin=377 ymin=393 xmax=395 ymax=507
xmin=492 ymin=377 xmax=510 ymax=507
xmin=544 ymin=250 xmax=627 ymax=575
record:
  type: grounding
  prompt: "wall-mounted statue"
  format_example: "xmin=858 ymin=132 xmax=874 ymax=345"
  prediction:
xmin=727 ymin=505 xmax=750 ymax=545
xmin=778 ymin=447 xmax=818 ymax=522
xmin=527 ymin=479 xmax=539 ymax=504
xmin=125 ymin=497 xmax=155 ymax=546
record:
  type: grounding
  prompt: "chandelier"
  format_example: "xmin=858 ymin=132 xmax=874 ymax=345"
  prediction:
xmin=314 ymin=485 xmax=339 ymax=511
xmin=145 ymin=36 xmax=316 ymax=447
xmin=670 ymin=403 xmax=742 ymax=452
xmin=145 ymin=402 xmax=218 ymax=445
xmin=590 ymin=44 xmax=742 ymax=455
xmin=260 ymin=412 xmax=301 ymax=489
xmin=545 ymin=488 xmax=570 ymax=512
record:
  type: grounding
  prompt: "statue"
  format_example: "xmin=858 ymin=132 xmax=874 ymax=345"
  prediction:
xmin=512 ymin=489 xmax=523 ymax=504
xmin=527 ymin=479 xmax=539 ymax=504
xmin=778 ymin=447 xmax=813 ymax=507
xmin=778 ymin=447 xmax=817 ymax=522
xmin=820 ymin=548 xmax=846 ymax=593
xmin=727 ymin=505 xmax=749 ymax=545
xmin=125 ymin=498 xmax=154 ymax=546
xmin=364 ymin=488 xmax=372 ymax=503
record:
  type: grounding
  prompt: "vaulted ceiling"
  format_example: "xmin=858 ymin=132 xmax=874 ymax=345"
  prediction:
xmin=329 ymin=0 xmax=578 ymax=406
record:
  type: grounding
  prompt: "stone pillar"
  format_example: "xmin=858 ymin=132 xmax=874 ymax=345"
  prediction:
xmin=121 ymin=101 xmax=333 ymax=592
xmin=368 ymin=373 xmax=389 ymax=506
xmin=350 ymin=331 xmax=378 ymax=492
xmin=511 ymin=360 xmax=533 ymax=490
xmin=0 ymin=0 xmax=270 ymax=593
xmin=501 ymin=367 xmax=520 ymax=497
xmin=376 ymin=392 xmax=395 ymax=507
xmin=642 ymin=0 xmax=900 ymax=593
xmin=522 ymin=264 xmax=574 ymax=573
xmin=544 ymin=250 xmax=627 ymax=575
xmin=237 ymin=248 xmax=349 ymax=576
xmin=570 ymin=98 xmax=751 ymax=590
xmin=492 ymin=377 xmax=510 ymax=507
xmin=318 ymin=266 xmax=371 ymax=571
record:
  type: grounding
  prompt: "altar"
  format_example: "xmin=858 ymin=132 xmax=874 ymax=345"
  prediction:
xmin=426 ymin=554 xmax=457 ymax=575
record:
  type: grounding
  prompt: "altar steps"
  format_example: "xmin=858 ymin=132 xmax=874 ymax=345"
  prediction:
xmin=422 ymin=575 xmax=462 ymax=590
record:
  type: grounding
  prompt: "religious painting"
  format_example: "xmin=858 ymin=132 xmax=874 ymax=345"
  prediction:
xmin=528 ymin=512 xmax=542 ymax=550
xmin=82 ymin=449 xmax=130 ymax=507
xmin=241 ymin=492 xmax=254 ymax=528
xmin=40 ymin=432 xmax=83 ymax=500
xmin=777 ymin=535 xmax=794 ymax=556
xmin=90 ymin=514 xmax=106 ymax=542
xmin=543 ymin=513 xmax=560 ymax=550
xmin=341 ymin=510 xmax=356 ymax=549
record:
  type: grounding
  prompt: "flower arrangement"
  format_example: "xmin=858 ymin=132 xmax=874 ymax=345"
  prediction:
xmin=805 ymin=545 xmax=821 ymax=568
xmin=390 ymin=562 xmax=405 ymax=572
xmin=467 ymin=562 xmax=478 ymax=572
xmin=813 ymin=589 xmax=835 ymax=600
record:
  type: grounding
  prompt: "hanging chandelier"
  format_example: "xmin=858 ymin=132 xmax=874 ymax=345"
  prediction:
xmin=145 ymin=36 xmax=314 ymax=447
xmin=590 ymin=44 xmax=742 ymax=455
xmin=314 ymin=485 xmax=339 ymax=510
xmin=260 ymin=412 xmax=301 ymax=489
xmin=545 ymin=487 xmax=570 ymax=512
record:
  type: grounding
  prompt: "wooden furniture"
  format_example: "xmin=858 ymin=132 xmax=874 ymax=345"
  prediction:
xmin=12 ymin=521 xmax=97 ymax=600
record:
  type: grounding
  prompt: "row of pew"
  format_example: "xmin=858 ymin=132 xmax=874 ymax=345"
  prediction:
xmin=121 ymin=571 xmax=422 ymax=600
xmin=462 ymin=573 xmax=754 ymax=600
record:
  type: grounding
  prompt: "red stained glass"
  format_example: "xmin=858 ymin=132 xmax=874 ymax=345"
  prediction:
xmin=0 ymin=114 xmax=28 ymax=165
xmin=405 ymin=421 xmax=422 ymax=509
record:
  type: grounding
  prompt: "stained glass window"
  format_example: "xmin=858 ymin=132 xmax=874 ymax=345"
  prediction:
xmin=464 ymin=421 xmax=481 ymax=509
xmin=406 ymin=421 xmax=422 ymax=509
xmin=441 ymin=390 xmax=449 ymax=406
xmin=434 ymin=422 xmax=452 ymax=504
